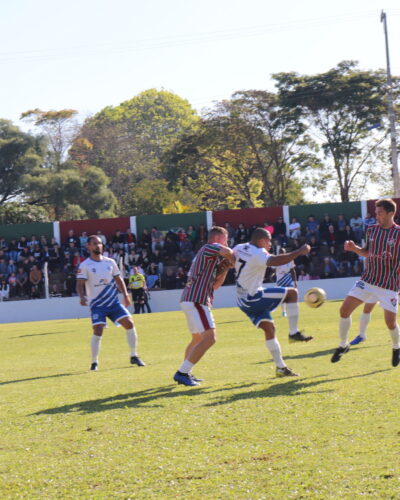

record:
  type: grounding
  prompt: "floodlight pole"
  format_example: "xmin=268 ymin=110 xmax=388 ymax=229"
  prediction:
xmin=381 ymin=10 xmax=400 ymax=197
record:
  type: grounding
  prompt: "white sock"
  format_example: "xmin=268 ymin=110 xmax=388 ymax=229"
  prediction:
xmin=179 ymin=360 xmax=194 ymax=374
xmin=358 ymin=313 xmax=370 ymax=339
xmin=339 ymin=316 xmax=351 ymax=347
xmin=126 ymin=328 xmax=138 ymax=356
xmin=389 ymin=325 xmax=400 ymax=349
xmin=286 ymin=302 xmax=299 ymax=335
xmin=281 ymin=303 xmax=286 ymax=313
xmin=266 ymin=338 xmax=285 ymax=368
xmin=91 ymin=335 xmax=102 ymax=363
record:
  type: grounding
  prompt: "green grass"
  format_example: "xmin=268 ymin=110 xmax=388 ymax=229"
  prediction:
xmin=1 ymin=302 xmax=400 ymax=499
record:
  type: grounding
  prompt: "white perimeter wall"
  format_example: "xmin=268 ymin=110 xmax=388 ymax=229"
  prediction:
xmin=0 ymin=277 xmax=358 ymax=324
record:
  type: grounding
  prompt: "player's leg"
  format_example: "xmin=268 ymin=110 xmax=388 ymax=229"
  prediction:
xmin=350 ymin=302 xmax=376 ymax=345
xmin=259 ymin=320 xmax=298 ymax=377
xmin=174 ymin=302 xmax=216 ymax=386
xmin=331 ymin=295 xmax=363 ymax=363
xmin=383 ymin=308 xmax=400 ymax=367
xmin=90 ymin=323 xmax=105 ymax=371
xmin=283 ymin=288 xmax=313 ymax=342
xmin=118 ymin=315 xmax=145 ymax=366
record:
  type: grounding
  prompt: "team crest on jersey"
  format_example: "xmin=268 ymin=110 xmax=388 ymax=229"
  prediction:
xmin=388 ymin=239 xmax=395 ymax=246
xmin=91 ymin=268 xmax=96 ymax=273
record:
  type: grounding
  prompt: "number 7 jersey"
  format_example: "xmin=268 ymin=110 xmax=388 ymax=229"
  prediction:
xmin=233 ymin=243 xmax=271 ymax=296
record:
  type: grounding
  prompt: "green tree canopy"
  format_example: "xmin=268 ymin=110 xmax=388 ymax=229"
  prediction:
xmin=165 ymin=90 xmax=319 ymax=209
xmin=76 ymin=89 xmax=199 ymax=214
xmin=273 ymin=61 xmax=396 ymax=201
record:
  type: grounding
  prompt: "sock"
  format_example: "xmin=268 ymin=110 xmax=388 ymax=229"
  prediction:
xmin=358 ymin=312 xmax=371 ymax=339
xmin=339 ymin=316 xmax=351 ymax=347
xmin=179 ymin=360 xmax=194 ymax=374
xmin=91 ymin=335 xmax=102 ymax=363
xmin=266 ymin=338 xmax=285 ymax=368
xmin=126 ymin=328 xmax=138 ymax=356
xmin=389 ymin=324 xmax=400 ymax=349
xmin=286 ymin=302 xmax=299 ymax=335
xmin=281 ymin=303 xmax=286 ymax=313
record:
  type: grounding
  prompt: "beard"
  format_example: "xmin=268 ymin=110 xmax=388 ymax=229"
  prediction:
xmin=93 ymin=249 xmax=101 ymax=255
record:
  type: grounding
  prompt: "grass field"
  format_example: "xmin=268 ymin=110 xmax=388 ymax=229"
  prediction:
xmin=1 ymin=301 xmax=400 ymax=499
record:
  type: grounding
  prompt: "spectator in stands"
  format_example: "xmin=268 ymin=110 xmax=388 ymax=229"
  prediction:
xmin=124 ymin=228 xmax=136 ymax=252
xmin=186 ymin=225 xmax=198 ymax=248
xmin=16 ymin=267 xmax=28 ymax=297
xmin=140 ymin=229 xmax=152 ymax=251
xmin=146 ymin=262 xmax=160 ymax=289
xmin=7 ymin=238 xmax=19 ymax=262
xmin=224 ymin=223 xmax=235 ymax=247
xmin=352 ymin=259 xmax=363 ymax=276
xmin=151 ymin=227 xmax=164 ymax=253
xmin=96 ymin=230 xmax=107 ymax=246
xmin=319 ymin=214 xmax=335 ymax=242
xmin=112 ymin=230 xmax=125 ymax=250
xmin=164 ymin=235 xmax=180 ymax=264
xmin=288 ymin=217 xmax=302 ymax=240
xmin=18 ymin=236 xmax=28 ymax=250
xmin=48 ymin=244 xmax=63 ymax=271
xmin=363 ymin=212 xmax=376 ymax=232
xmin=336 ymin=214 xmax=347 ymax=232
xmin=64 ymin=229 xmax=79 ymax=249
xmin=6 ymin=259 xmax=17 ymax=277
xmin=125 ymin=249 xmax=141 ymax=269
xmin=8 ymin=272 xmax=17 ymax=298
xmin=320 ymin=256 xmax=337 ymax=279
xmin=0 ymin=237 xmax=7 ymax=251
xmin=305 ymin=215 xmax=319 ymax=241
xmin=198 ymin=224 xmax=208 ymax=246
xmin=235 ymin=223 xmax=248 ymax=245
xmin=39 ymin=235 xmax=48 ymax=248
xmin=0 ymin=258 xmax=8 ymax=279
xmin=0 ymin=279 xmax=9 ymax=301
xmin=165 ymin=269 xmax=177 ymax=289
xmin=298 ymin=269 xmax=311 ymax=281
xmin=64 ymin=264 xmax=77 ymax=296
xmin=18 ymin=247 xmax=31 ymax=263
xmin=349 ymin=213 xmax=364 ymax=242
xmin=263 ymin=221 xmax=275 ymax=236
xmin=49 ymin=237 xmax=58 ymax=248
xmin=79 ymin=231 xmax=88 ymax=251
xmin=29 ymin=264 xmax=43 ymax=298
xmin=325 ymin=224 xmax=338 ymax=246
xmin=175 ymin=266 xmax=187 ymax=288
xmin=273 ymin=217 xmax=287 ymax=246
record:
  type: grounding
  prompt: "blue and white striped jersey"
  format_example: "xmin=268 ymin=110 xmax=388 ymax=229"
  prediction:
xmin=77 ymin=256 xmax=120 ymax=308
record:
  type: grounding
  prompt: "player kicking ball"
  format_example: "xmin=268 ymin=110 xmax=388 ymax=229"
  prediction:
xmin=233 ymin=228 xmax=312 ymax=378
xmin=77 ymin=235 xmax=145 ymax=371
xmin=331 ymin=198 xmax=400 ymax=367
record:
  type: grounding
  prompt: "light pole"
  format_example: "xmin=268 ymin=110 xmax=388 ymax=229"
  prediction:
xmin=381 ymin=10 xmax=400 ymax=197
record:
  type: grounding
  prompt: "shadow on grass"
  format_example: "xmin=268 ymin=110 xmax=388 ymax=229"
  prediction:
xmin=31 ymin=382 xmax=258 ymax=415
xmin=204 ymin=369 xmax=391 ymax=406
xmin=11 ymin=331 xmax=71 ymax=339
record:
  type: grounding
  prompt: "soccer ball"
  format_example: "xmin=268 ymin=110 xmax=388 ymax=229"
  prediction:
xmin=304 ymin=287 xmax=326 ymax=308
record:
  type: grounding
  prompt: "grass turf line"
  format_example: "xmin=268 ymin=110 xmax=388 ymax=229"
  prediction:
xmin=0 ymin=302 xmax=399 ymax=498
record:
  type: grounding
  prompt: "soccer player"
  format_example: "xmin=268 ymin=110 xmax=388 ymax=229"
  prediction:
xmin=77 ymin=235 xmax=145 ymax=371
xmin=272 ymin=247 xmax=297 ymax=317
xmin=173 ymin=226 xmax=235 ymax=387
xmin=233 ymin=228 xmax=312 ymax=378
xmin=331 ymin=199 xmax=400 ymax=367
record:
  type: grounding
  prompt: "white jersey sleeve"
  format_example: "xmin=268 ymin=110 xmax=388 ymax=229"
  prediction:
xmin=233 ymin=243 xmax=271 ymax=296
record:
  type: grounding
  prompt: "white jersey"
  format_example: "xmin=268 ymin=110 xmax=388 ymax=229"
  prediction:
xmin=233 ymin=243 xmax=271 ymax=296
xmin=77 ymin=256 xmax=120 ymax=307
xmin=273 ymin=261 xmax=295 ymax=285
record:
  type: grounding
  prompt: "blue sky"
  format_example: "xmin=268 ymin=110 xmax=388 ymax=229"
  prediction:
xmin=1 ymin=0 xmax=400 ymax=126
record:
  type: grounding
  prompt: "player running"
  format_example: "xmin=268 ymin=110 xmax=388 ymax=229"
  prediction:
xmin=233 ymin=228 xmax=311 ymax=378
xmin=77 ymin=235 xmax=145 ymax=371
xmin=173 ymin=226 xmax=234 ymax=387
xmin=331 ymin=198 xmax=400 ymax=367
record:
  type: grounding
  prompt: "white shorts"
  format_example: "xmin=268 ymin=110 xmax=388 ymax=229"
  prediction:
xmin=348 ymin=280 xmax=398 ymax=313
xmin=180 ymin=301 xmax=215 ymax=334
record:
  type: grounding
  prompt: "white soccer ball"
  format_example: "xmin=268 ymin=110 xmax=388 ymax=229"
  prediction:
xmin=304 ymin=287 xmax=326 ymax=308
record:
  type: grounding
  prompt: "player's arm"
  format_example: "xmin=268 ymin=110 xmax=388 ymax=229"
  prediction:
xmin=218 ymin=246 xmax=235 ymax=266
xmin=114 ymin=275 xmax=132 ymax=307
xmin=344 ymin=240 xmax=369 ymax=257
xmin=267 ymin=244 xmax=310 ymax=266
xmin=76 ymin=279 xmax=88 ymax=306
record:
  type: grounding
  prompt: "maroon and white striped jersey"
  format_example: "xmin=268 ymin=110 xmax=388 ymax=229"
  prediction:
xmin=180 ymin=243 xmax=222 ymax=306
xmin=361 ymin=224 xmax=400 ymax=292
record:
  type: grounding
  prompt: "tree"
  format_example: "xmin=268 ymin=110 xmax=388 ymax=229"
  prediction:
xmin=76 ymin=89 xmax=199 ymax=214
xmin=165 ymin=90 xmax=319 ymax=209
xmin=0 ymin=120 xmax=43 ymax=205
xmin=273 ymin=61 xmax=396 ymax=201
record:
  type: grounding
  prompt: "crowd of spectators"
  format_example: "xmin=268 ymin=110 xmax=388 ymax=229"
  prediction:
xmin=0 ymin=211 xmax=384 ymax=302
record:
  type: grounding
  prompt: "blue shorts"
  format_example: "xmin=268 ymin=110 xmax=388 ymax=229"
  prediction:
xmin=90 ymin=302 xmax=130 ymax=327
xmin=237 ymin=287 xmax=287 ymax=327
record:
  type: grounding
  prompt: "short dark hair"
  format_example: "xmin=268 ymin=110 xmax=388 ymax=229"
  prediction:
xmin=375 ymin=198 xmax=397 ymax=214
xmin=250 ymin=227 xmax=271 ymax=243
